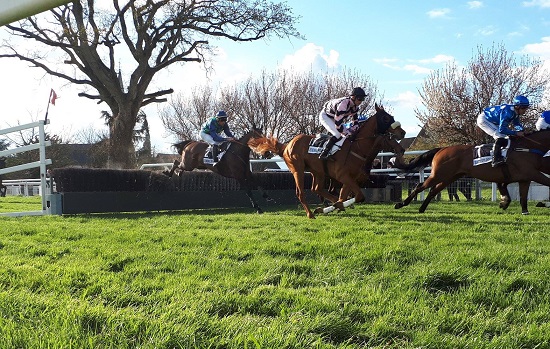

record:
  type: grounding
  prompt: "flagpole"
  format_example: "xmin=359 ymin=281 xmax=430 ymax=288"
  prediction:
xmin=44 ymin=89 xmax=52 ymax=124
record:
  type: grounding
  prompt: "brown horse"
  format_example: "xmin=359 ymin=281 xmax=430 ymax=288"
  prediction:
xmin=166 ymin=125 xmax=272 ymax=213
xmin=394 ymin=130 xmax=550 ymax=214
xmin=249 ymin=104 xmax=406 ymax=218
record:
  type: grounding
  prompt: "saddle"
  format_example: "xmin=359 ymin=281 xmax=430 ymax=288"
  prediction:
xmin=308 ymin=134 xmax=346 ymax=155
xmin=204 ymin=142 xmax=229 ymax=164
xmin=472 ymin=140 xmax=510 ymax=166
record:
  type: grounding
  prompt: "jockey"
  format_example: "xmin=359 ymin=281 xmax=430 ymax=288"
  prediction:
xmin=199 ymin=110 xmax=235 ymax=162
xmin=476 ymin=95 xmax=528 ymax=167
xmin=318 ymin=87 xmax=365 ymax=160
xmin=535 ymin=110 xmax=550 ymax=130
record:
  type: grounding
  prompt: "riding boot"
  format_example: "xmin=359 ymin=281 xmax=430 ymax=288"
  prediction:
xmin=319 ymin=136 xmax=339 ymax=160
xmin=492 ymin=138 xmax=506 ymax=167
xmin=212 ymin=145 xmax=219 ymax=162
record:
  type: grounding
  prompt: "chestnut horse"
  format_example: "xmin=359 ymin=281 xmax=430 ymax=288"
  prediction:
xmin=249 ymin=104 xmax=406 ymax=218
xmin=394 ymin=130 xmax=550 ymax=214
xmin=165 ymin=125 xmax=272 ymax=213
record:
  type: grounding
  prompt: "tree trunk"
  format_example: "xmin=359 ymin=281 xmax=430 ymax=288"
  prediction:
xmin=108 ymin=109 xmax=136 ymax=169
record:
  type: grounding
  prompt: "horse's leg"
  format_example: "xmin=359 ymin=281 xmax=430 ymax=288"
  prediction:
xmin=518 ymin=181 xmax=531 ymax=215
xmin=164 ymin=159 xmax=180 ymax=177
xmin=497 ymin=183 xmax=511 ymax=210
xmin=395 ymin=180 xmax=430 ymax=209
xmin=311 ymin=177 xmax=339 ymax=204
xmin=287 ymin=166 xmax=315 ymax=218
xmin=240 ymin=176 xmax=263 ymax=214
xmin=418 ymin=181 xmax=451 ymax=213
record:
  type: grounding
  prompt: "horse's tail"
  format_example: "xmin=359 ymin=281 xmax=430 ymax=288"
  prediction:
xmin=172 ymin=140 xmax=195 ymax=155
xmin=396 ymin=147 xmax=442 ymax=172
xmin=248 ymin=136 xmax=286 ymax=157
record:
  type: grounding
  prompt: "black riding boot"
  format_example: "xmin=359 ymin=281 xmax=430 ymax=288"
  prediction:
xmin=319 ymin=136 xmax=339 ymax=160
xmin=212 ymin=145 xmax=219 ymax=162
xmin=492 ymin=138 xmax=506 ymax=167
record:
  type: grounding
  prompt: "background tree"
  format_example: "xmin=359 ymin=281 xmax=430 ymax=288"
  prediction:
xmin=416 ymin=43 xmax=550 ymax=145
xmin=160 ymin=67 xmax=381 ymax=143
xmin=0 ymin=0 xmax=302 ymax=168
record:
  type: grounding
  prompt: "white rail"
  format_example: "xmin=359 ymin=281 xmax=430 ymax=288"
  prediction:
xmin=0 ymin=120 xmax=53 ymax=216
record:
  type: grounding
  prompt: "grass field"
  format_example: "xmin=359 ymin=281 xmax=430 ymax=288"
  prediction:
xmin=1 ymin=195 xmax=550 ymax=348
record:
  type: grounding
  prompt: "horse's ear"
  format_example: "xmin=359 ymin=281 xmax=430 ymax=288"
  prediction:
xmin=375 ymin=103 xmax=384 ymax=111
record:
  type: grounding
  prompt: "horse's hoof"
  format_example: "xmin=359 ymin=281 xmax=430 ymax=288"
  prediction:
xmin=314 ymin=207 xmax=324 ymax=214
xmin=522 ymin=211 xmax=530 ymax=215
xmin=536 ymin=202 xmax=545 ymax=207
xmin=256 ymin=208 xmax=264 ymax=214
xmin=394 ymin=203 xmax=403 ymax=209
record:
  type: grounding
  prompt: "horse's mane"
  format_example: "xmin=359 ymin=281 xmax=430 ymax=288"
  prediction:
xmin=248 ymin=136 xmax=286 ymax=157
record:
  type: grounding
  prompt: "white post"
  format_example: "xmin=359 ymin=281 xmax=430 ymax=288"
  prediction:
xmin=0 ymin=0 xmax=71 ymax=27
xmin=38 ymin=120 xmax=50 ymax=211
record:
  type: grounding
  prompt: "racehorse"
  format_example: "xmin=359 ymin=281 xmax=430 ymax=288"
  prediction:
xmin=248 ymin=104 xmax=406 ymax=218
xmin=394 ymin=130 xmax=550 ymax=214
xmin=165 ymin=125 xmax=272 ymax=214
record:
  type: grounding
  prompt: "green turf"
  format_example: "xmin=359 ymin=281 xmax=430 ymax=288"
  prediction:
xmin=0 ymin=195 xmax=549 ymax=348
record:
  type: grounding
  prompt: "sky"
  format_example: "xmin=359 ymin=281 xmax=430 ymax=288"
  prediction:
xmin=2 ymin=0 xmax=550 ymax=156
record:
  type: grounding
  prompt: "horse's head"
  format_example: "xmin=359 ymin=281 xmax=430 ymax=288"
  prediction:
xmin=372 ymin=103 xmax=406 ymax=140
xmin=240 ymin=124 xmax=265 ymax=143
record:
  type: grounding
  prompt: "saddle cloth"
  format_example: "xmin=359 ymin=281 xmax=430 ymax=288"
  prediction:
xmin=204 ymin=144 xmax=227 ymax=164
xmin=472 ymin=140 xmax=509 ymax=166
xmin=307 ymin=134 xmax=346 ymax=155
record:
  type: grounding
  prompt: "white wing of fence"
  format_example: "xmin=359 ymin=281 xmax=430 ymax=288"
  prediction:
xmin=0 ymin=120 xmax=53 ymax=216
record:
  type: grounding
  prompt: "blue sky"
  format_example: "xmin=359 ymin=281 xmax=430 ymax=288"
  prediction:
xmin=2 ymin=0 xmax=550 ymax=154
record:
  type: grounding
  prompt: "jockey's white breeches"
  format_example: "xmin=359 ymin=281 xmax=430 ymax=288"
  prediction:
xmin=476 ymin=113 xmax=506 ymax=139
xmin=536 ymin=117 xmax=550 ymax=131
xmin=319 ymin=111 xmax=342 ymax=138
xmin=199 ymin=131 xmax=224 ymax=145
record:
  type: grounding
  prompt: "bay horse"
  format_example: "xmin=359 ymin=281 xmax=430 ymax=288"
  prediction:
xmin=165 ymin=125 xmax=272 ymax=214
xmin=394 ymin=130 xmax=550 ymax=214
xmin=248 ymin=104 xmax=406 ymax=218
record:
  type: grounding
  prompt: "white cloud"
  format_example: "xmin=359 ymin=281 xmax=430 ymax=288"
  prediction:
xmin=279 ymin=43 xmax=340 ymax=73
xmin=417 ymin=54 xmax=455 ymax=64
xmin=427 ymin=8 xmax=451 ymax=18
xmin=467 ymin=1 xmax=483 ymax=9
xmin=477 ymin=25 xmax=497 ymax=36
xmin=521 ymin=36 xmax=550 ymax=59
xmin=403 ymin=64 xmax=432 ymax=75
xmin=523 ymin=0 xmax=550 ymax=7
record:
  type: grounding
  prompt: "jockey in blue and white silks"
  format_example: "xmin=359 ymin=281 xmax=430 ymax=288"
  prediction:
xmin=536 ymin=110 xmax=550 ymax=131
xmin=199 ymin=110 xmax=235 ymax=161
xmin=476 ymin=95 xmax=528 ymax=167
xmin=318 ymin=87 xmax=365 ymax=160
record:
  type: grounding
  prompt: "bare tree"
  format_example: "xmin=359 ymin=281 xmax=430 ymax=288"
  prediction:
xmin=0 ymin=0 xmax=302 ymax=168
xmin=417 ymin=43 xmax=550 ymax=145
xmin=160 ymin=67 xmax=382 ymax=143
xmin=159 ymin=84 xmax=218 ymax=142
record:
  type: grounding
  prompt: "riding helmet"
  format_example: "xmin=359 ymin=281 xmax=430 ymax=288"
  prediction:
xmin=216 ymin=110 xmax=228 ymax=120
xmin=351 ymin=87 xmax=366 ymax=98
xmin=513 ymin=95 xmax=530 ymax=107
xmin=542 ymin=110 xmax=550 ymax=123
